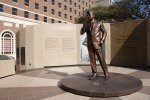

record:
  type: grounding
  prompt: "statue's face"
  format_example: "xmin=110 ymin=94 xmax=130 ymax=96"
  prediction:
xmin=87 ymin=11 xmax=94 ymax=20
xmin=89 ymin=11 xmax=94 ymax=19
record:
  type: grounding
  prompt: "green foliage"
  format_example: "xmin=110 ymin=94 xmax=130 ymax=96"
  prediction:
xmin=76 ymin=0 xmax=150 ymax=23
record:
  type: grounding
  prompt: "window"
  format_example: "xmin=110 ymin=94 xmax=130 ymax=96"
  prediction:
xmin=12 ymin=8 xmax=17 ymax=15
xmin=34 ymin=14 xmax=38 ymax=20
xmin=16 ymin=48 xmax=19 ymax=64
xmin=74 ymin=10 xmax=76 ymax=14
xmin=51 ymin=0 xmax=55 ymax=5
xmin=82 ymin=0 xmax=84 ymax=4
xmin=0 ymin=4 xmax=4 ymax=12
xmin=75 ymin=18 xmax=77 ymax=22
xmin=58 ymin=2 xmax=61 ymax=8
xmin=44 ymin=0 xmax=47 ymax=2
xmin=21 ymin=47 xmax=25 ymax=65
xmin=79 ymin=0 xmax=80 ymax=2
xmin=64 ymin=5 xmax=67 ymax=10
xmin=70 ymin=0 xmax=72 ymax=5
xmin=64 ymin=14 xmax=67 ymax=19
xmin=70 ymin=16 xmax=72 ymax=20
xmin=58 ymin=21 xmax=61 ymax=23
xmin=74 ymin=3 xmax=76 ymax=7
xmin=58 ymin=11 xmax=61 ymax=17
xmin=12 ymin=0 xmax=18 ymax=3
xmin=1 ymin=31 xmax=15 ymax=55
xmin=44 ymin=16 xmax=47 ymax=22
xmin=24 ymin=11 xmax=29 ymax=18
xmin=79 ymin=12 xmax=81 ymax=16
xmin=44 ymin=6 xmax=47 ymax=12
xmin=35 ymin=3 xmax=39 ymax=9
xmin=79 ymin=5 xmax=80 ymax=9
xmin=70 ymin=8 xmax=72 ymax=12
xmin=86 ymin=3 xmax=88 ymax=6
xmin=24 ymin=0 xmax=29 ymax=6
xmin=51 ymin=9 xmax=55 ymax=14
xmin=51 ymin=19 xmax=55 ymax=23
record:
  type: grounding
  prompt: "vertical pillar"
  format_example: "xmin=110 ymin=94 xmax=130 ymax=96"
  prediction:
xmin=104 ymin=23 xmax=111 ymax=64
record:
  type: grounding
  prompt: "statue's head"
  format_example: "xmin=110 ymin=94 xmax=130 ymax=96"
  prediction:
xmin=86 ymin=10 xmax=95 ymax=20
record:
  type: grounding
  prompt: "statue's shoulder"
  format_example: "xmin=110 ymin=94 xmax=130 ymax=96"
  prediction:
xmin=98 ymin=21 xmax=103 ymax=24
xmin=96 ymin=21 xmax=103 ymax=27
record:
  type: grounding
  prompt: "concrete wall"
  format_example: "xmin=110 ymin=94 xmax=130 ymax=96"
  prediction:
xmin=0 ymin=60 xmax=15 ymax=78
xmin=147 ymin=17 xmax=150 ymax=66
xmin=16 ymin=19 xmax=149 ymax=71
xmin=43 ymin=24 xmax=81 ymax=66
xmin=16 ymin=24 xmax=82 ymax=71
xmin=110 ymin=19 xmax=147 ymax=66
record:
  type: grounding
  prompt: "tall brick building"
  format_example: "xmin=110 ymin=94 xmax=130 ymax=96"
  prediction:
xmin=0 ymin=0 xmax=95 ymax=58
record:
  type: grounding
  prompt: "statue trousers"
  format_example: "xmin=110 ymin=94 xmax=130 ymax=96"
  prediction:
xmin=87 ymin=43 xmax=109 ymax=76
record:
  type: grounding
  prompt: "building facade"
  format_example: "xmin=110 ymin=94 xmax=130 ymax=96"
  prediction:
xmin=95 ymin=0 xmax=111 ymax=6
xmin=0 ymin=0 xmax=95 ymax=58
xmin=95 ymin=0 xmax=121 ymax=6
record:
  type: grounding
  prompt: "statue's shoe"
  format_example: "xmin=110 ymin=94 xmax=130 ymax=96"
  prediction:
xmin=105 ymin=76 xmax=110 ymax=80
xmin=89 ymin=73 xmax=98 ymax=80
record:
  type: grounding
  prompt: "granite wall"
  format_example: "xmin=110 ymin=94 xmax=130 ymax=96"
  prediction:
xmin=110 ymin=19 xmax=147 ymax=66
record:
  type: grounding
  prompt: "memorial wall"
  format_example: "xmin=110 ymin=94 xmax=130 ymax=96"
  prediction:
xmin=110 ymin=19 xmax=147 ymax=66
xmin=16 ymin=24 xmax=82 ymax=71
xmin=16 ymin=19 xmax=150 ymax=71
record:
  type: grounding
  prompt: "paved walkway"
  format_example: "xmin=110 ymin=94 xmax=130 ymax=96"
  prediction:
xmin=0 ymin=66 xmax=150 ymax=100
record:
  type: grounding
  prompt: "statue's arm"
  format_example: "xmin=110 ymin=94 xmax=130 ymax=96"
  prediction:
xmin=80 ymin=23 xmax=86 ymax=35
xmin=100 ymin=22 xmax=107 ymax=44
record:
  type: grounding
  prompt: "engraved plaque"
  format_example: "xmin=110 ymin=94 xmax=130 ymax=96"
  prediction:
xmin=110 ymin=20 xmax=147 ymax=66
xmin=62 ymin=38 xmax=75 ymax=52
xmin=45 ymin=38 xmax=60 ymax=50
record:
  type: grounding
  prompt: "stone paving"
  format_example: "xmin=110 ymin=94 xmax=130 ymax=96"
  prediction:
xmin=0 ymin=66 xmax=149 ymax=100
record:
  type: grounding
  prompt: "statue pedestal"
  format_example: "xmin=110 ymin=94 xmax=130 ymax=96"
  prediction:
xmin=58 ymin=72 xmax=142 ymax=97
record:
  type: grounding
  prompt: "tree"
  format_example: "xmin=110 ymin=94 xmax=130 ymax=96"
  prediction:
xmin=76 ymin=0 xmax=150 ymax=23
xmin=129 ymin=0 xmax=150 ymax=18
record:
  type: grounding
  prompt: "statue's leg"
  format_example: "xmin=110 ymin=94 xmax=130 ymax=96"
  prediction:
xmin=88 ymin=48 xmax=97 ymax=73
xmin=96 ymin=49 xmax=109 ymax=78
xmin=88 ymin=47 xmax=99 ymax=80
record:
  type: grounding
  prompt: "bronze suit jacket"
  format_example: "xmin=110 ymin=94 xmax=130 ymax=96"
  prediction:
xmin=81 ymin=20 xmax=107 ymax=49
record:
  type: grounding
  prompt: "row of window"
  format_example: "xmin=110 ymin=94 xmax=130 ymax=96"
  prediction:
xmin=0 ymin=4 xmax=73 ymax=23
xmin=34 ymin=2 xmax=82 ymax=13
xmin=12 ymin=0 xmax=48 ymax=3
xmin=48 ymin=0 xmax=90 ymax=5
xmin=0 ymin=4 xmax=78 ymax=20
xmin=64 ymin=0 xmax=91 ymax=4
xmin=11 ymin=0 xmax=91 ymax=9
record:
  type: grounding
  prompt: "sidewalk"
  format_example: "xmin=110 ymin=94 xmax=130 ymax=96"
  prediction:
xmin=0 ymin=66 xmax=149 ymax=100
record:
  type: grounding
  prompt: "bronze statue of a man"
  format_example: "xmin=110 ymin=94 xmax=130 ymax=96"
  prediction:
xmin=80 ymin=11 xmax=109 ymax=80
